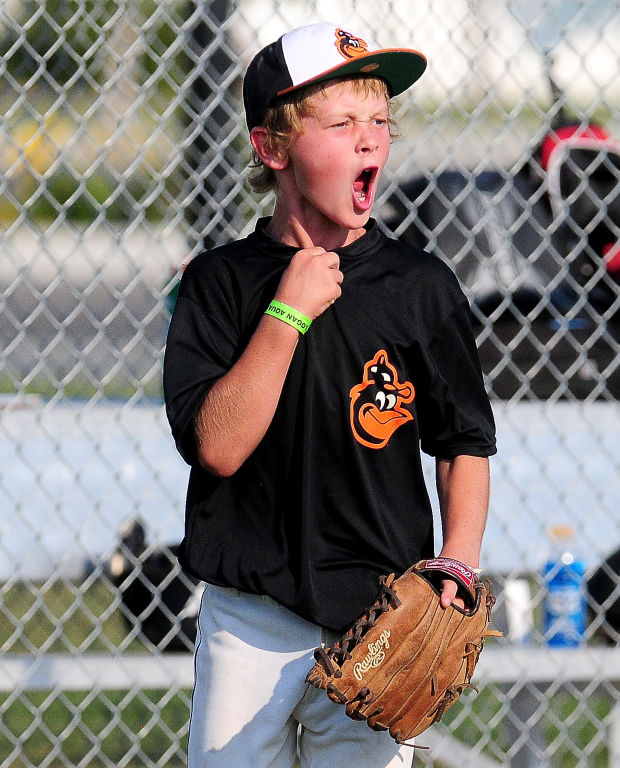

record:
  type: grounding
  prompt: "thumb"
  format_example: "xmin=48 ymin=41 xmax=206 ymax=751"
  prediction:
xmin=439 ymin=579 xmax=459 ymax=609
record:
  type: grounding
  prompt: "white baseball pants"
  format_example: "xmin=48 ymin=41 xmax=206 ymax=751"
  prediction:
xmin=187 ymin=583 xmax=414 ymax=768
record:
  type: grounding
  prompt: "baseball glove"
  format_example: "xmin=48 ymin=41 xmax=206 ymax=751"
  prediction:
xmin=306 ymin=557 xmax=501 ymax=745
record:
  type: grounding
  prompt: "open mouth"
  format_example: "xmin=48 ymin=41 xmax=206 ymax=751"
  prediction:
xmin=353 ymin=167 xmax=377 ymax=207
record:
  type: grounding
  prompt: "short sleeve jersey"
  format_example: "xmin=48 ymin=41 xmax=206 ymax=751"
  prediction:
xmin=164 ymin=218 xmax=496 ymax=631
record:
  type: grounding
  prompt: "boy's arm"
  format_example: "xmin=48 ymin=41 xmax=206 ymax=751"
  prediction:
xmin=194 ymin=246 xmax=342 ymax=477
xmin=434 ymin=454 xmax=490 ymax=608
xmin=194 ymin=313 xmax=298 ymax=477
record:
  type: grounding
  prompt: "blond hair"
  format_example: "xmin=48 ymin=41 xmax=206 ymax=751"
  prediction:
xmin=248 ymin=76 xmax=396 ymax=195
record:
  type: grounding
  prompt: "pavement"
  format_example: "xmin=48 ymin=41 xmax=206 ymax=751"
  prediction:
xmin=0 ymin=224 xmax=187 ymax=393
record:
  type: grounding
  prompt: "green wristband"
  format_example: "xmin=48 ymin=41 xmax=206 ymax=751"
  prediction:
xmin=265 ymin=300 xmax=312 ymax=335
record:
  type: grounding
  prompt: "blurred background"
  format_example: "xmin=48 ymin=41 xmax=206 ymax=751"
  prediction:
xmin=1 ymin=1 xmax=620 ymax=766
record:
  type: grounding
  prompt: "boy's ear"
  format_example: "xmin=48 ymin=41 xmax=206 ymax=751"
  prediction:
xmin=250 ymin=127 xmax=288 ymax=171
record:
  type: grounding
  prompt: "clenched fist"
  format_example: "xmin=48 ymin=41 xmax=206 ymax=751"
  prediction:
xmin=275 ymin=247 xmax=343 ymax=319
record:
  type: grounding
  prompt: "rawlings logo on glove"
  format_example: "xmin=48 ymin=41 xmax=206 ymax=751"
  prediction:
xmin=354 ymin=630 xmax=391 ymax=680
xmin=306 ymin=558 xmax=501 ymax=746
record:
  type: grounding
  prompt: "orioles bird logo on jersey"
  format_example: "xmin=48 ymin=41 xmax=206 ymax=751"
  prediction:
xmin=334 ymin=28 xmax=370 ymax=60
xmin=349 ymin=349 xmax=415 ymax=449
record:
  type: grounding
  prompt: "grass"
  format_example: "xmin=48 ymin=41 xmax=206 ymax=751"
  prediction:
xmin=1 ymin=578 xmax=190 ymax=767
xmin=0 ymin=580 xmax=614 ymax=767
xmin=0 ymin=689 xmax=191 ymax=768
xmin=440 ymin=684 xmax=612 ymax=768
xmin=0 ymin=373 xmax=164 ymax=402
xmin=1 ymin=578 xmax=148 ymax=654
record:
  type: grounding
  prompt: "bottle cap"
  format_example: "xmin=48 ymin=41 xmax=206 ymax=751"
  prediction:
xmin=549 ymin=524 xmax=574 ymax=540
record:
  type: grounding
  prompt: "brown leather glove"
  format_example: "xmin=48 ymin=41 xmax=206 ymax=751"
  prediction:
xmin=306 ymin=557 xmax=501 ymax=745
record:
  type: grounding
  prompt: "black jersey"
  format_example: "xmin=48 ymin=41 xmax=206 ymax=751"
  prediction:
xmin=164 ymin=218 xmax=496 ymax=631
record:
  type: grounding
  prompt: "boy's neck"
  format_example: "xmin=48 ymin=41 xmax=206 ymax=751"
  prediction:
xmin=265 ymin=209 xmax=367 ymax=251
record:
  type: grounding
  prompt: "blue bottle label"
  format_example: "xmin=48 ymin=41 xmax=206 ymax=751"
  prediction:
xmin=543 ymin=560 xmax=586 ymax=647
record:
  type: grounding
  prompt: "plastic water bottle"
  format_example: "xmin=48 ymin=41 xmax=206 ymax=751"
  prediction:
xmin=542 ymin=525 xmax=587 ymax=647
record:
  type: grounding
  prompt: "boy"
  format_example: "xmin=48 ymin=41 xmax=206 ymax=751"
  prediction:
xmin=164 ymin=21 xmax=496 ymax=768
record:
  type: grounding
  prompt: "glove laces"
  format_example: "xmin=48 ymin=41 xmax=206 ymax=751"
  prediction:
xmin=313 ymin=574 xmax=401 ymax=674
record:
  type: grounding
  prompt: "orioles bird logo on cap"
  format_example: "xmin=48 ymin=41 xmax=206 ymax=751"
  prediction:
xmin=334 ymin=28 xmax=369 ymax=60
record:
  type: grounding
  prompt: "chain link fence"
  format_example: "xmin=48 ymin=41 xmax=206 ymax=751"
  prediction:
xmin=1 ymin=1 xmax=620 ymax=766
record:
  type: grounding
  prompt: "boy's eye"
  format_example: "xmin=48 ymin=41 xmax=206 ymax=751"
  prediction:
xmin=328 ymin=117 xmax=388 ymax=129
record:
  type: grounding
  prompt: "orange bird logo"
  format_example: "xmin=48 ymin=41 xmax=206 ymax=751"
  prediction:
xmin=334 ymin=29 xmax=370 ymax=60
xmin=349 ymin=350 xmax=415 ymax=449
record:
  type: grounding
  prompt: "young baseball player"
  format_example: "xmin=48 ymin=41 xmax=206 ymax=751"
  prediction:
xmin=164 ymin=21 xmax=496 ymax=768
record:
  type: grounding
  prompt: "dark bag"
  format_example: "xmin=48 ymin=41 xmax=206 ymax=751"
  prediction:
xmin=382 ymin=168 xmax=570 ymax=314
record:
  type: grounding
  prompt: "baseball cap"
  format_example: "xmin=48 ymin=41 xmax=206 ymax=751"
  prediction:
xmin=243 ymin=22 xmax=427 ymax=131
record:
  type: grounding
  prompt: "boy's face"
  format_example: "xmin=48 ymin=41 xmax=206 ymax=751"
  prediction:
xmin=283 ymin=79 xmax=391 ymax=238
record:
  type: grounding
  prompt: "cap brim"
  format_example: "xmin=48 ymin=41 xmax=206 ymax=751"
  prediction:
xmin=276 ymin=48 xmax=427 ymax=99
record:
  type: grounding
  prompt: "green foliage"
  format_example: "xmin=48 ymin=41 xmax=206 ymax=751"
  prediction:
xmin=0 ymin=0 xmax=194 ymax=226
xmin=138 ymin=0 xmax=187 ymax=84
xmin=27 ymin=170 xmax=154 ymax=222
xmin=0 ymin=0 xmax=122 ymax=86
xmin=0 ymin=0 xmax=192 ymax=94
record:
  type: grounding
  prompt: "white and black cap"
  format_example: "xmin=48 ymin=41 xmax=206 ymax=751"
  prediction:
xmin=243 ymin=22 xmax=427 ymax=131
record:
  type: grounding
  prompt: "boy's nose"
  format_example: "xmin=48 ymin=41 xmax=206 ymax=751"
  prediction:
xmin=355 ymin=122 xmax=379 ymax=152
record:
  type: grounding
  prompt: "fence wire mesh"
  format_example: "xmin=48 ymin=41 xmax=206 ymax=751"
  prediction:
xmin=1 ymin=1 xmax=620 ymax=766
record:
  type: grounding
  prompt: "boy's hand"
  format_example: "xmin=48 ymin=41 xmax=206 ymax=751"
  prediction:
xmin=275 ymin=247 xmax=343 ymax=319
